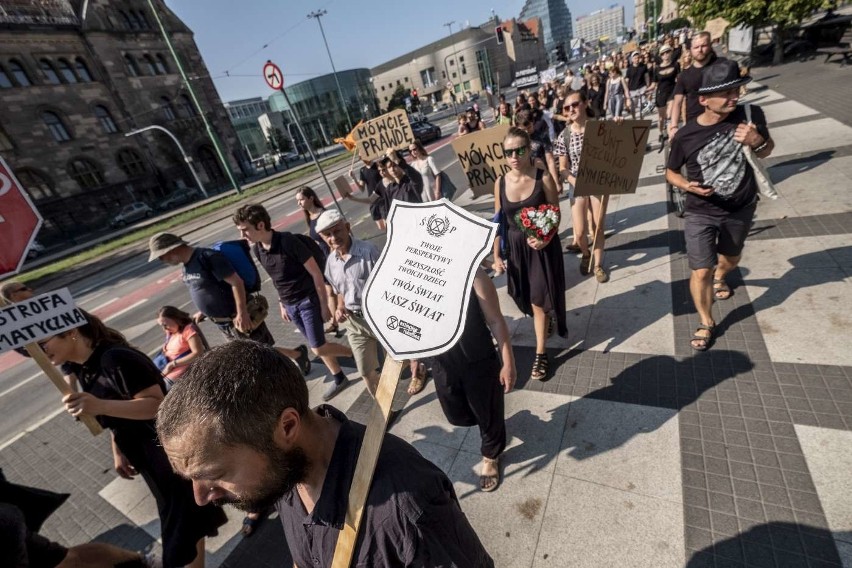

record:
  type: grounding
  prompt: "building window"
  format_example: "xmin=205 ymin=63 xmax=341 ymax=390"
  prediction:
xmin=404 ymin=77 xmax=409 ymax=83
xmin=40 ymin=59 xmax=61 ymax=85
xmin=449 ymin=59 xmax=454 ymax=66
xmin=117 ymin=148 xmax=146 ymax=177
xmin=380 ymin=85 xmax=385 ymax=91
xmin=43 ymin=111 xmax=71 ymax=142
xmin=459 ymin=56 xmax=465 ymax=62
xmin=57 ymin=59 xmax=78 ymax=83
xmin=75 ymin=58 xmax=93 ymax=82
xmin=135 ymin=11 xmax=150 ymax=29
xmin=95 ymin=105 xmax=118 ymax=133
xmin=198 ymin=145 xmax=224 ymax=182
xmin=155 ymin=54 xmax=169 ymax=75
xmin=0 ymin=124 xmax=12 ymax=150
xmin=68 ymin=158 xmax=105 ymax=189
xmin=124 ymin=54 xmax=140 ymax=77
xmin=118 ymin=10 xmax=133 ymax=29
xmin=461 ymin=65 xmax=467 ymax=75
xmin=160 ymin=97 xmax=176 ymax=121
xmin=177 ymin=95 xmax=195 ymax=118
xmin=0 ymin=67 xmax=12 ymax=88
xmin=451 ymin=72 xmax=457 ymax=79
xmin=144 ymin=55 xmax=158 ymax=75
xmin=9 ymin=60 xmax=31 ymax=86
xmin=15 ymin=169 xmax=55 ymax=200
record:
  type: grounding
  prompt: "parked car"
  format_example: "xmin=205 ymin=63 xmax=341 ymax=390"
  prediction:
xmin=26 ymin=241 xmax=46 ymax=260
xmin=110 ymin=202 xmax=153 ymax=228
xmin=158 ymin=190 xmax=196 ymax=211
xmin=410 ymin=120 xmax=442 ymax=145
xmin=437 ymin=102 xmax=449 ymax=111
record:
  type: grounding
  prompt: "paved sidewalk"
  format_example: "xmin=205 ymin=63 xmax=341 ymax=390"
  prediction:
xmin=1 ymin=60 xmax=850 ymax=567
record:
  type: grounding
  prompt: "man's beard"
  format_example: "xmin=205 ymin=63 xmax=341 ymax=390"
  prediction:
xmin=214 ymin=445 xmax=309 ymax=513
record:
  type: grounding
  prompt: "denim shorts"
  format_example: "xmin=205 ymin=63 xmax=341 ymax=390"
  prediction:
xmin=284 ymin=294 xmax=326 ymax=349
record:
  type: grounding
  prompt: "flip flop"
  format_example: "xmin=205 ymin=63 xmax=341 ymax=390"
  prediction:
xmin=480 ymin=457 xmax=501 ymax=492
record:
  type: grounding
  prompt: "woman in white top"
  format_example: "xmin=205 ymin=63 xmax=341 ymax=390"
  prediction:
xmin=408 ymin=140 xmax=442 ymax=201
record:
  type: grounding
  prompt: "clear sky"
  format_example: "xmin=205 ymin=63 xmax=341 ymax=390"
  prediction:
xmin=168 ymin=0 xmax=634 ymax=103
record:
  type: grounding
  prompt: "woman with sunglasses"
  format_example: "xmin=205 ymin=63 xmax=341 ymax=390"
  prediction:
xmin=40 ymin=311 xmax=226 ymax=567
xmin=155 ymin=305 xmax=209 ymax=386
xmin=493 ymin=127 xmax=566 ymax=382
xmin=553 ymin=90 xmax=612 ymax=283
xmin=408 ymin=140 xmax=442 ymax=201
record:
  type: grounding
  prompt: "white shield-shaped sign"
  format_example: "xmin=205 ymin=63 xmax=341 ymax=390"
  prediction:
xmin=361 ymin=199 xmax=497 ymax=359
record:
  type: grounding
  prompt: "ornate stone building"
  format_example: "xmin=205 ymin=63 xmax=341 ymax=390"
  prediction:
xmin=0 ymin=0 xmax=242 ymax=246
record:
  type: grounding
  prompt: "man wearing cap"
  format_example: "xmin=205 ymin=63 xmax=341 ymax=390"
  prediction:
xmin=148 ymin=232 xmax=311 ymax=373
xmin=665 ymin=59 xmax=774 ymax=352
xmin=232 ymin=203 xmax=353 ymax=402
xmin=669 ymin=31 xmax=720 ymax=138
xmin=313 ymin=209 xmax=384 ymax=395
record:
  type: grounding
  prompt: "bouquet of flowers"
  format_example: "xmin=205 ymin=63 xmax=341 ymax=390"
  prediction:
xmin=514 ymin=204 xmax=560 ymax=242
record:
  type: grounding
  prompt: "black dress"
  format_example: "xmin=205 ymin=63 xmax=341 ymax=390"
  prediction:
xmin=500 ymin=170 xmax=567 ymax=337
xmin=66 ymin=344 xmax=227 ymax=568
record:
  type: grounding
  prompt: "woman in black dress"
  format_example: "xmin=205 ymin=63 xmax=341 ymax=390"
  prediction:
xmin=492 ymin=127 xmax=566 ymax=381
xmin=653 ymin=45 xmax=680 ymax=143
xmin=41 ymin=311 xmax=226 ymax=568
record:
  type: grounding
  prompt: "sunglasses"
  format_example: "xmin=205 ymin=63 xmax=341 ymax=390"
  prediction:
xmin=503 ymin=145 xmax=528 ymax=158
xmin=564 ymin=101 xmax=582 ymax=110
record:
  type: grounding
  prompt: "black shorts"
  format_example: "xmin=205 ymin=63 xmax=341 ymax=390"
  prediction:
xmin=656 ymin=85 xmax=675 ymax=108
xmin=684 ymin=204 xmax=756 ymax=270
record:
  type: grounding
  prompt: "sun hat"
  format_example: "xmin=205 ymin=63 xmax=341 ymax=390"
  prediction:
xmin=697 ymin=59 xmax=752 ymax=94
xmin=148 ymin=232 xmax=188 ymax=262
xmin=314 ymin=209 xmax=345 ymax=233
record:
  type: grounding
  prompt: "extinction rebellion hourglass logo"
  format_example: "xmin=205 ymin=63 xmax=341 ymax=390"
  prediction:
xmin=424 ymin=214 xmax=456 ymax=237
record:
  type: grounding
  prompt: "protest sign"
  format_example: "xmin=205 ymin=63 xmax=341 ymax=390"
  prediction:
xmin=332 ymin=199 xmax=496 ymax=566
xmin=352 ymin=109 xmax=414 ymax=161
xmin=622 ymin=40 xmax=638 ymax=54
xmin=452 ymin=124 xmax=511 ymax=198
xmin=362 ymin=199 xmax=497 ymax=359
xmin=539 ymin=68 xmax=557 ymax=84
xmin=333 ymin=175 xmax=353 ymax=198
xmin=574 ymin=119 xmax=651 ymax=197
xmin=0 ymin=288 xmax=102 ymax=435
xmin=0 ymin=288 xmax=85 ymax=354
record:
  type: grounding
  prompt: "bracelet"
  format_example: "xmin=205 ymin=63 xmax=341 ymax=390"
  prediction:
xmin=752 ymin=140 xmax=768 ymax=153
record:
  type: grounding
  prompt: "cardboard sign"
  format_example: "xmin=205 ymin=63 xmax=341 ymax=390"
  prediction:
xmin=0 ymin=288 xmax=85 ymax=354
xmin=352 ymin=109 xmax=414 ymax=162
xmin=333 ymin=175 xmax=353 ymax=198
xmin=574 ymin=120 xmax=651 ymax=197
xmin=451 ymin=124 xmax=511 ymax=198
xmin=361 ymin=199 xmax=496 ymax=359
xmin=622 ymin=41 xmax=638 ymax=55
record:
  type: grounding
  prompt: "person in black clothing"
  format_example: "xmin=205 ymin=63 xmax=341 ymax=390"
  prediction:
xmin=40 ymin=311 xmax=227 ymax=568
xmin=653 ymin=44 xmax=681 ymax=142
xmin=233 ymin=203 xmax=353 ymax=402
xmin=669 ymin=31 xmax=720 ymax=137
xmin=426 ymin=269 xmax=516 ymax=492
xmin=349 ymin=159 xmax=387 ymax=231
xmin=665 ymin=60 xmax=774 ymax=351
xmin=626 ymin=51 xmax=650 ymax=118
xmin=157 ymin=341 xmax=495 ymax=567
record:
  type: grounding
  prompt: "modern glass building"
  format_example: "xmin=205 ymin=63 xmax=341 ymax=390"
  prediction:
xmin=268 ymin=68 xmax=379 ymax=148
xmin=519 ymin=0 xmax=573 ymax=58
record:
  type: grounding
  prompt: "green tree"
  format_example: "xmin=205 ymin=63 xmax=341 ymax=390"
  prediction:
xmin=386 ymin=85 xmax=409 ymax=112
xmin=679 ymin=0 xmax=832 ymax=64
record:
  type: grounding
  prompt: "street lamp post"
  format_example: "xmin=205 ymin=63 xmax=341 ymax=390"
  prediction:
xmin=125 ymin=125 xmax=207 ymax=198
xmin=443 ymin=21 xmax=461 ymax=116
xmin=308 ymin=9 xmax=353 ymax=132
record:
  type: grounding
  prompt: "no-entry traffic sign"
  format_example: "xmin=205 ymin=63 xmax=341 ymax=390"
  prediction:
xmin=263 ymin=60 xmax=284 ymax=91
xmin=0 ymin=156 xmax=43 ymax=279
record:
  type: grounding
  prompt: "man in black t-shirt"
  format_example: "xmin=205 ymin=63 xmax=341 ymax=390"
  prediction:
xmin=669 ymin=31 xmax=721 ymax=138
xmin=666 ymin=60 xmax=774 ymax=352
xmin=625 ymin=52 xmax=650 ymax=118
xmin=148 ymin=232 xmax=311 ymax=374
xmin=349 ymin=160 xmax=386 ymax=230
xmin=233 ymin=204 xmax=354 ymax=402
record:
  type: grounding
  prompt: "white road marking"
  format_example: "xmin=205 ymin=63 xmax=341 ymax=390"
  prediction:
xmin=0 ymin=371 xmax=41 ymax=400
xmin=104 ymin=299 xmax=148 ymax=322
xmin=89 ymin=297 xmax=118 ymax=313
xmin=0 ymin=407 xmax=65 ymax=451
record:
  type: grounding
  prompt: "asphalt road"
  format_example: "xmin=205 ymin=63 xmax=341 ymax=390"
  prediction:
xmin=0 ymin=130 xmax=470 ymax=448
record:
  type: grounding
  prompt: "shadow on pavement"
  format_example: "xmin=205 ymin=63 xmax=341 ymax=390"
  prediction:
xmin=768 ymin=150 xmax=835 ymax=184
xmin=685 ymin=521 xmax=844 ymax=567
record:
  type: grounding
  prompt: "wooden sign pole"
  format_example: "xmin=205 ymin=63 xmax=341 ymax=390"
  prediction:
xmin=0 ymin=296 xmax=103 ymax=436
xmin=587 ymin=194 xmax=610 ymax=274
xmin=331 ymin=357 xmax=406 ymax=567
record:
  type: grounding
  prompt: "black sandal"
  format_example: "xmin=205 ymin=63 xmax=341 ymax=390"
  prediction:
xmin=691 ymin=323 xmax=715 ymax=352
xmin=531 ymin=352 xmax=549 ymax=381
